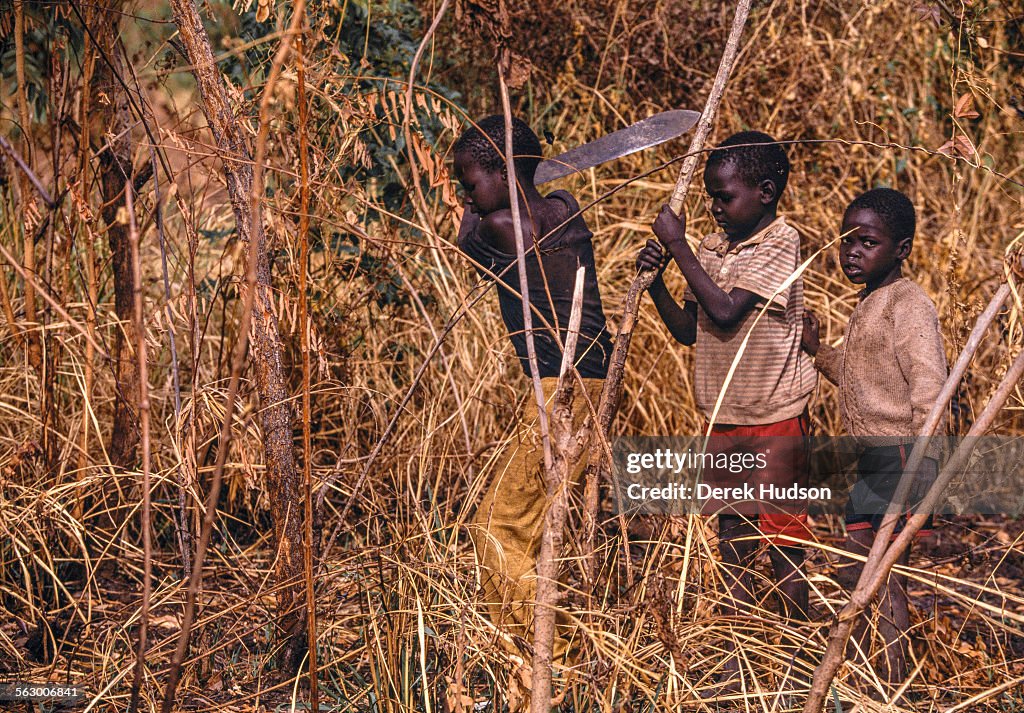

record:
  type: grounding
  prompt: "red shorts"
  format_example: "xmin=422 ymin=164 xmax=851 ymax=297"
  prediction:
xmin=705 ymin=411 xmax=812 ymax=545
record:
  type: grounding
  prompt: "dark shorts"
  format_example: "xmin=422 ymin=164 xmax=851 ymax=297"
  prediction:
xmin=845 ymin=444 xmax=935 ymax=536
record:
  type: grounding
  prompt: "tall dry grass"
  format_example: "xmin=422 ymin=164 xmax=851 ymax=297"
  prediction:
xmin=1 ymin=0 xmax=1023 ymax=711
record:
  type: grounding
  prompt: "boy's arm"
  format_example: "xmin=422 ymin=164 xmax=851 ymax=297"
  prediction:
xmin=893 ymin=297 xmax=948 ymax=433
xmin=637 ymin=239 xmax=697 ymax=345
xmin=813 ymin=343 xmax=844 ymax=385
xmin=802 ymin=310 xmax=843 ymax=385
xmin=652 ymin=206 xmax=760 ymax=328
xmin=457 ymin=204 xmax=518 ymax=256
xmin=650 ymin=279 xmax=699 ymax=346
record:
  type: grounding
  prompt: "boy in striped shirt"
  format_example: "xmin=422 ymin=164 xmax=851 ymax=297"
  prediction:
xmin=637 ymin=131 xmax=817 ymax=689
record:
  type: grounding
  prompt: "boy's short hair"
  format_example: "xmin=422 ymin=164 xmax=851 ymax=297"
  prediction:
xmin=706 ymin=131 xmax=790 ymax=195
xmin=845 ymin=188 xmax=916 ymax=245
xmin=453 ymin=115 xmax=543 ymax=181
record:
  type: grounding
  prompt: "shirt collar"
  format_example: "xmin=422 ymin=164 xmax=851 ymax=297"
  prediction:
xmin=701 ymin=215 xmax=788 ymax=256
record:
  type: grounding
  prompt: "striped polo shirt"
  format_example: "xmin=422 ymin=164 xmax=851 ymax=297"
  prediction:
xmin=683 ymin=216 xmax=817 ymax=425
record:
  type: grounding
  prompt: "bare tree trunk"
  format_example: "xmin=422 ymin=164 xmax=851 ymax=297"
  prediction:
xmin=91 ymin=0 xmax=141 ymax=468
xmin=13 ymin=0 xmax=41 ymax=373
xmin=167 ymin=0 xmax=306 ymax=673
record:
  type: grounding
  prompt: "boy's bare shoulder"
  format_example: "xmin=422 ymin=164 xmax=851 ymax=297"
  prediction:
xmin=478 ymin=210 xmax=517 ymax=254
xmin=480 ymin=196 xmax=574 ymax=254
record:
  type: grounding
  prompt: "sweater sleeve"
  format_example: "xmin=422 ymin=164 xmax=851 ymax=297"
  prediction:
xmin=893 ymin=295 xmax=948 ymax=435
xmin=813 ymin=342 xmax=844 ymax=385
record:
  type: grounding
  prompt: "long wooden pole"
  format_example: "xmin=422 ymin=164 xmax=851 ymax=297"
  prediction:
xmin=582 ymin=0 xmax=754 ymax=579
xmin=530 ymin=269 xmax=588 ymax=713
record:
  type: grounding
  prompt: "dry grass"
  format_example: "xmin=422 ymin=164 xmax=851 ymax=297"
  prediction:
xmin=1 ymin=0 xmax=1023 ymax=711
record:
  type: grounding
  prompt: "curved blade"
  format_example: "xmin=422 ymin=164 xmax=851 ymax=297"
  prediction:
xmin=534 ymin=109 xmax=700 ymax=185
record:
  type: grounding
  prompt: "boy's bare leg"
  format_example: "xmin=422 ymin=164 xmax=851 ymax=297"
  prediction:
xmin=770 ymin=544 xmax=811 ymax=704
xmin=876 ymin=550 xmax=911 ymax=688
xmin=837 ymin=529 xmax=873 ymax=677
xmin=769 ymin=544 xmax=810 ymax=698
xmin=838 ymin=529 xmax=912 ymax=695
xmin=714 ymin=514 xmax=759 ymax=692
xmin=769 ymin=545 xmax=808 ymax=620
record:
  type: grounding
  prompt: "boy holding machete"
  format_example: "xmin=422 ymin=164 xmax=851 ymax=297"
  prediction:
xmin=454 ymin=114 xmax=612 ymax=664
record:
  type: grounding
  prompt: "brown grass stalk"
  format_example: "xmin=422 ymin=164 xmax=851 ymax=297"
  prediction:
xmin=297 ymin=26 xmax=320 ymax=713
xmin=0 ymin=238 xmax=109 ymax=360
xmin=124 ymin=182 xmax=153 ymax=713
xmin=12 ymin=0 xmax=41 ymax=373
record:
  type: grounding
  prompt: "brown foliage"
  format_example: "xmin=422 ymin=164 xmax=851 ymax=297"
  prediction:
xmin=0 ymin=1 xmax=1023 ymax=711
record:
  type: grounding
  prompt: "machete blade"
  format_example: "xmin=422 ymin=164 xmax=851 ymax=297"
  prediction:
xmin=534 ymin=109 xmax=700 ymax=185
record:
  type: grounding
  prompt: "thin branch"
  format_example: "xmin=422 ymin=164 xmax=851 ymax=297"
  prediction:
xmin=297 ymin=26 xmax=319 ymax=713
xmin=125 ymin=181 xmax=152 ymax=713
xmin=498 ymin=68 xmax=554 ymax=476
xmin=530 ymin=267 xmax=587 ymax=712
xmin=403 ymin=0 xmax=452 ymax=220
xmin=0 ymin=238 xmax=110 ymax=360
xmin=0 ymin=135 xmax=55 ymax=208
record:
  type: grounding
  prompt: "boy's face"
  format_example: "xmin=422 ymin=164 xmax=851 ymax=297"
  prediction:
xmin=839 ymin=208 xmax=910 ymax=287
xmin=454 ymin=151 xmax=509 ymax=217
xmin=703 ymin=161 xmax=776 ymax=241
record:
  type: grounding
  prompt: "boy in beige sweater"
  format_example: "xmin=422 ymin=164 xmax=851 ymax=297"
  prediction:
xmin=802 ymin=187 xmax=947 ymax=693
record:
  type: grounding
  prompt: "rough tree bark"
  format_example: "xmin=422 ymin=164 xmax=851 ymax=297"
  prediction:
xmin=91 ymin=0 xmax=141 ymax=468
xmin=13 ymin=0 xmax=42 ymax=373
xmin=167 ymin=0 xmax=306 ymax=673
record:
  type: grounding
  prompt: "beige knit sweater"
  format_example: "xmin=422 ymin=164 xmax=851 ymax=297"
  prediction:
xmin=814 ymin=278 xmax=948 ymax=449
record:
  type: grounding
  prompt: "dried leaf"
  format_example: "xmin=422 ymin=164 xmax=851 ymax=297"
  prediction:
xmin=444 ymin=677 xmax=473 ymax=713
xmin=954 ymin=93 xmax=980 ymax=120
xmin=937 ymin=134 xmax=976 ymax=158
xmin=255 ymin=0 xmax=272 ymax=23
xmin=1007 ymin=245 xmax=1024 ymax=279
xmin=913 ymin=2 xmax=942 ymax=25
xmin=506 ymin=664 xmax=532 ymax=712
xmin=505 ymin=52 xmax=533 ymax=89
xmin=151 ymin=615 xmax=180 ymax=630
xmin=954 ymin=134 xmax=977 ymax=158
